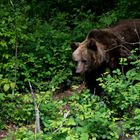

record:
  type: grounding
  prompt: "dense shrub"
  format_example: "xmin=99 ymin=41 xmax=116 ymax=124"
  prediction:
xmin=0 ymin=93 xmax=34 ymax=128
xmin=98 ymin=52 xmax=140 ymax=138
xmin=0 ymin=3 xmax=74 ymax=93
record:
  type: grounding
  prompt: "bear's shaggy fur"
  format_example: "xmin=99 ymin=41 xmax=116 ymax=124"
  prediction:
xmin=71 ymin=19 xmax=140 ymax=93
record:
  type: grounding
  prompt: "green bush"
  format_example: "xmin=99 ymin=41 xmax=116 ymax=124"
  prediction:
xmin=0 ymin=93 xmax=34 ymax=127
xmin=3 ymin=90 xmax=119 ymax=140
xmin=98 ymin=52 xmax=140 ymax=138
xmin=0 ymin=3 xmax=75 ymax=93
xmin=44 ymin=91 xmax=119 ymax=140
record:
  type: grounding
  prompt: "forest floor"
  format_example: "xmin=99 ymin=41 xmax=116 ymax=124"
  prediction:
xmin=0 ymin=124 xmax=17 ymax=139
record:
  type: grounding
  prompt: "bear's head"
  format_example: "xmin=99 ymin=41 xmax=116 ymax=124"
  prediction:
xmin=71 ymin=29 xmax=118 ymax=74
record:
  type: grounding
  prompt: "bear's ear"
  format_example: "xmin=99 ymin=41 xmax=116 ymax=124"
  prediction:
xmin=70 ymin=42 xmax=79 ymax=51
xmin=88 ymin=29 xmax=104 ymax=39
xmin=87 ymin=39 xmax=97 ymax=51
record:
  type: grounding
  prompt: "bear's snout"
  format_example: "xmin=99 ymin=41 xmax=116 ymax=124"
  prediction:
xmin=76 ymin=61 xmax=85 ymax=74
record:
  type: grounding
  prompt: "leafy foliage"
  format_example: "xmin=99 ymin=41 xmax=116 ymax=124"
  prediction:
xmin=98 ymin=53 xmax=140 ymax=138
xmin=45 ymin=92 xmax=119 ymax=140
xmin=0 ymin=0 xmax=140 ymax=139
xmin=0 ymin=2 xmax=75 ymax=93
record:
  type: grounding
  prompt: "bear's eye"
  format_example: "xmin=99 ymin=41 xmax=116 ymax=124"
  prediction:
xmin=82 ymin=60 xmax=88 ymax=64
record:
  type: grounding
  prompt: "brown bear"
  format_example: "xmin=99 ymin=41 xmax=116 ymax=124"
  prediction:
xmin=71 ymin=19 xmax=140 ymax=94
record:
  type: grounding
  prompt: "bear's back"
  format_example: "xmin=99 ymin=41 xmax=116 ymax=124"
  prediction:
xmin=110 ymin=19 xmax=140 ymax=43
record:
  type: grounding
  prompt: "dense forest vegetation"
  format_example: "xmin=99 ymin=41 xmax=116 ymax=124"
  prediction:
xmin=0 ymin=0 xmax=140 ymax=139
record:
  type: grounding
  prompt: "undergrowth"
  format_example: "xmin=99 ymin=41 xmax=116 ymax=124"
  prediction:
xmin=0 ymin=0 xmax=140 ymax=139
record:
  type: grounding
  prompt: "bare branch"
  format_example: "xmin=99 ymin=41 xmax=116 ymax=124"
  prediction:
xmin=54 ymin=110 xmax=70 ymax=133
xmin=9 ymin=0 xmax=14 ymax=8
xmin=124 ymin=41 xmax=140 ymax=46
xmin=28 ymin=81 xmax=41 ymax=133
xmin=106 ymin=44 xmax=130 ymax=53
xmin=133 ymin=21 xmax=140 ymax=42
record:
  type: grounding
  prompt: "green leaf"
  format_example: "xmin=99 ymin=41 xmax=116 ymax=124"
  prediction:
xmin=66 ymin=136 xmax=71 ymax=140
xmin=80 ymin=133 xmax=89 ymax=140
xmin=4 ymin=84 xmax=10 ymax=91
xmin=67 ymin=118 xmax=76 ymax=126
xmin=10 ymin=82 xmax=15 ymax=89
